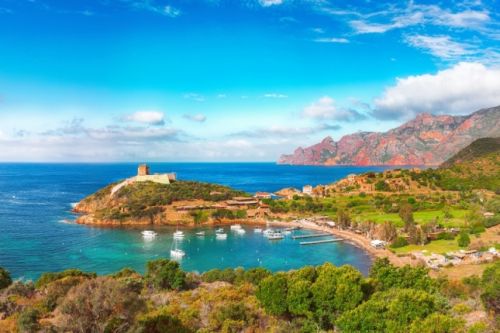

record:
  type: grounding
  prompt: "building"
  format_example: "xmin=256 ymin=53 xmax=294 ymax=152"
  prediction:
xmin=254 ymin=192 xmax=272 ymax=199
xmin=302 ymin=185 xmax=313 ymax=195
xmin=110 ymin=164 xmax=176 ymax=195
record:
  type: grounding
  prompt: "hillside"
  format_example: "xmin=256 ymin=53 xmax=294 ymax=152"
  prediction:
xmin=440 ymin=137 xmax=500 ymax=168
xmin=74 ymin=180 xmax=248 ymax=225
xmin=278 ymin=106 xmax=500 ymax=166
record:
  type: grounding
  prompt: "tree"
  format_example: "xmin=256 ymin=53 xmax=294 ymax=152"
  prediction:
xmin=399 ymin=203 xmax=415 ymax=232
xmin=0 ymin=267 xmax=12 ymax=290
xmin=336 ymin=288 xmax=440 ymax=333
xmin=369 ymin=258 xmax=435 ymax=292
xmin=311 ymin=264 xmax=364 ymax=328
xmin=457 ymin=231 xmax=470 ymax=248
xmin=146 ymin=259 xmax=186 ymax=290
xmin=337 ymin=209 xmax=351 ymax=229
xmin=287 ymin=279 xmax=313 ymax=316
xmin=375 ymin=180 xmax=390 ymax=191
xmin=480 ymin=262 xmax=499 ymax=315
xmin=379 ymin=221 xmax=398 ymax=242
xmin=256 ymin=273 xmax=288 ymax=316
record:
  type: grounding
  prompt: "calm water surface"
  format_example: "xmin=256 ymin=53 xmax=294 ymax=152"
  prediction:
xmin=0 ymin=163 xmax=396 ymax=280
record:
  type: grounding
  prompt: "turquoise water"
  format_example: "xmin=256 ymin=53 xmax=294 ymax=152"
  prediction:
xmin=0 ymin=163 xmax=393 ymax=280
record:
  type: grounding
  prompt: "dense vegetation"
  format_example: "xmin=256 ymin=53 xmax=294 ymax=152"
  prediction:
xmin=0 ymin=259 xmax=498 ymax=332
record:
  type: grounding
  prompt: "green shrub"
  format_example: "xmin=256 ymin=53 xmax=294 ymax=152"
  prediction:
xmin=457 ymin=231 xmax=471 ymax=248
xmin=375 ymin=180 xmax=390 ymax=191
xmin=132 ymin=311 xmax=192 ymax=333
xmin=0 ymin=267 xmax=12 ymax=290
xmin=390 ymin=237 xmax=409 ymax=248
xmin=437 ymin=232 xmax=455 ymax=240
xmin=480 ymin=262 xmax=499 ymax=315
xmin=145 ymin=259 xmax=186 ymax=290
xmin=17 ymin=307 xmax=40 ymax=333
xmin=256 ymin=273 xmax=288 ymax=316
xmin=36 ymin=269 xmax=96 ymax=288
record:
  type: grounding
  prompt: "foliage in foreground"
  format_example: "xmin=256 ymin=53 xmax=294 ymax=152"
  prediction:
xmin=0 ymin=259 xmax=498 ymax=332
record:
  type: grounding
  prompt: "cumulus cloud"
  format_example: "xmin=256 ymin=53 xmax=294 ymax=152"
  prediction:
xmin=373 ymin=62 xmax=500 ymax=120
xmin=123 ymin=111 xmax=165 ymax=126
xmin=183 ymin=113 xmax=207 ymax=122
xmin=405 ymin=35 xmax=475 ymax=60
xmin=259 ymin=0 xmax=283 ymax=7
xmin=303 ymin=96 xmax=366 ymax=122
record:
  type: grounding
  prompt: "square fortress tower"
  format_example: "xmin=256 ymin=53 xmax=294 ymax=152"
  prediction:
xmin=138 ymin=164 xmax=150 ymax=176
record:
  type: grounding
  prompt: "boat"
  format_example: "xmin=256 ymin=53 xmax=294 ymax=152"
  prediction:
xmin=170 ymin=237 xmax=185 ymax=258
xmin=263 ymin=228 xmax=274 ymax=236
xmin=230 ymin=224 xmax=242 ymax=230
xmin=216 ymin=233 xmax=228 ymax=240
xmin=254 ymin=227 xmax=263 ymax=233
xmin=215 ymin=228 xmax=224 ymax=234
xmin=173 ymin=230 xmax=184 ymax=239
xmin=195 ymin=231 xmax=205 ymax=236
xmin=236 ymin=228 xmax=246 ymax=234
xmin=141 ymin=230 xmax=157 ymax=238
xmin=283 ymin=230 xmax=292 ymax=235
xmin=267 ymin=231 xmax=284 ymax=240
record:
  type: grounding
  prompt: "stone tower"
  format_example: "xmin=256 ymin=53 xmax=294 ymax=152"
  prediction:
xmin=137 ymin=164 xmax=150 ymax=176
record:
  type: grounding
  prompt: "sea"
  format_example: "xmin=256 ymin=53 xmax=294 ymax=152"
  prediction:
xmin=0 ymin=163 xmax=395 ymax=280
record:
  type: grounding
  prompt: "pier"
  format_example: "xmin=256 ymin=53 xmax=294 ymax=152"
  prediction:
xmin=292 ymin=233 xmax=331 ymax=239
xmin=300 ymin=239 xmax=343 ymax=245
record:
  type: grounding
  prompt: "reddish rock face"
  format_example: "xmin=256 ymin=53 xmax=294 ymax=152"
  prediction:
xmin=278 ymin=106 xmax=500 ymax=166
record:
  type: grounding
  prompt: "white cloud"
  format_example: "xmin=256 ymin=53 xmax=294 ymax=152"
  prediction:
xmin=184 ymin=93 xmax=205 ymax=102
xmin=314 ymin=37 xmax=349 ymax=43
xmin=405 ymin=35 xmax=475 ymax=59
xmin=373 ymin=62 xmax=500 ymax=119
xmin=163 ymin=5 xmax=181 ymax=17
xmin=123 ymin=111 xmax=165 ymax=126
xmin=259 ymin=0 xmax=283 ymax=7
xmin=303 ymin=96 xmax=366 ymax=121
xmin=263 ymin=93 xmax=288 ymax=98
xmin=183 ymin=113 xmax=207 ymax=122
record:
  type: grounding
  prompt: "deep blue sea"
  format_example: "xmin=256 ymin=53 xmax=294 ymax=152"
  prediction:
xmin=0 ymin=163 xmax=394 ymax=280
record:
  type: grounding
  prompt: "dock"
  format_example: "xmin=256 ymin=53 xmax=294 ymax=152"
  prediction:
xmin=300 ymin=239 xmax=343 ymax=245
xmin=292 ymin=233 xmax=331 ymax=239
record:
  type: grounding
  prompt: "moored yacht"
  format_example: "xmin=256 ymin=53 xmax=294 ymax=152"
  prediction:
xmin=254 ymin=227 xmax=263 ymax=233
xmin=215 ymin=227 xmax=224 ymax=234
xmin=216 ymin=233 xmax=228 ymax=240
xmin=230 ymin=224 xmax=242 ymax=230
xmin=173 ymin=230 xmax=185 ymax=239
xmin=267 ymin=231 xmax=284 ymax=240
xmin=195 ymin=231 xmax=205 ymax=236
xmin=141 ymin=230 xmax=157 ymax=238
xmin=170 ymin=248 xmax=185 ymax=258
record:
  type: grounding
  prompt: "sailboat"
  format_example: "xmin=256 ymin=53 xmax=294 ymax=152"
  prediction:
xmin=170 ymin=236 xmax=185 ymax=258
xmin=173 ymin=223 xmax=184 ymax=239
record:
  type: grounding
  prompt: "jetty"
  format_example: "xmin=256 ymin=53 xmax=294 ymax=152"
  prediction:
xmin=292 ymin=233 xmax=331 ymax=239
xmin=300 ymin=239 xmax=343 ymax=245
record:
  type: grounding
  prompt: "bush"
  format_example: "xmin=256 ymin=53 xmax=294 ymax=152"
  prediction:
xmin=375 ymin=180 xmax=390 ymax=192
xmin=60 ymin=277 xmax=145 ymax=332
xmin=0 ymin=267 xmax=12 ymax=290
xmin=201 ymin=268 xmax=236 ymax=284
xmin=457 ymin=231 xmax=471 ymax=248
xmin=132 ymin=310 xmax=192 ymax=333
xmin=436 ymin=232 xmax=455 ymax=240
xmin=390 ymin=237 xmax=409 ymax=248
xmin=17 ymin=307 xmax=40 ymax=333
xmin=409 ymin=313 xmax=464 ymax=333
xmin=484 ymin=216 xmax=500 ymax=228
xmin=36 ymin=269 xmax=96 ymax=288
xmin=480 ymin=262 xmax=499 ymax=315
xmin=145 ymin=259 xmax=186 ymax=290
xmin=369 ymin=258 xmax=435 ymax=292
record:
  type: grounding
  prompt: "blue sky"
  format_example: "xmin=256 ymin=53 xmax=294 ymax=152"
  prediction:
xmin=0 ymin=0 xmax=499 ymax=161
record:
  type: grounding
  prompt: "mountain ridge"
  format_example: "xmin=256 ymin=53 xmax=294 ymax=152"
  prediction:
xmin=278 ymin=106 xmax=500 ymax=166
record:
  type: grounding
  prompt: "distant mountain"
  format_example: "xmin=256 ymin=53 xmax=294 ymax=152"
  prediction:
xmin=278 ymin=106 xmax=500 ymax=166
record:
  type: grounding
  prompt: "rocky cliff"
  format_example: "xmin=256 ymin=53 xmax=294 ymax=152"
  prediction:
xmin=278 ymin=106 xmax=500 ymax=166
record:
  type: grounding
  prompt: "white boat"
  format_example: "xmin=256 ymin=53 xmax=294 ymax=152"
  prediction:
xmin=170 ymin=236 xmax=185 ymax=258
xmin=254 ymin=228 xmax=263 ymax=233
xmin=173 ymin=230 xmax=185 ymax=239
xmin=263 ymin=228 xmax=274 ymax=236
xmin=141 ymin=230 xmax=157 ymax=238
xmin=215 ymin=228 xmax=225 ymax=234
xmin=216 ymin=233 xmax=228 ymax=240
xmin=170 ymin=248 xmax=185 ymax=258
xmin=268 ymin=232 xmax=284 ymax=240
xmin=230 ymin=224 xmax=242 ymax=230
xmin=236 ymin=228 xmax=246 ymax=234
xmin=195 ymin=231 xmax=205 ymax=236
xmin=283 ymin=230 xmax=292 ymax=235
